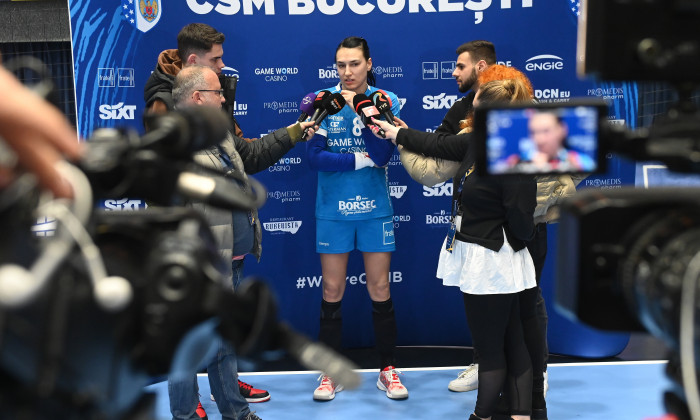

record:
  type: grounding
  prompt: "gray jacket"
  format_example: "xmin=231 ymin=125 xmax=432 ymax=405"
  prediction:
xmin=190 ymin=124 xmax=303 ymax=282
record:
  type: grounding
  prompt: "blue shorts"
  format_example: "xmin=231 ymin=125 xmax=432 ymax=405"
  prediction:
xmin=316 ymin=216 xmax=396 ymax=253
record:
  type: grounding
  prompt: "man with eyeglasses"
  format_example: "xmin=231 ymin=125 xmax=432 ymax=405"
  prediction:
xmin=167 ymin=65 xmax=316 ymax=420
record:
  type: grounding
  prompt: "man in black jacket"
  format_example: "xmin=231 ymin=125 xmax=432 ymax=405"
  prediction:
xmin=435 ymin=40 xmax=496 ymax=135
xmin=167 ymin=65 xmax=314 ymax=420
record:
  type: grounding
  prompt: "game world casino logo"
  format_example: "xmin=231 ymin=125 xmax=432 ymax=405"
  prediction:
xmin=122 ymin=0 xmax=161 ymax=33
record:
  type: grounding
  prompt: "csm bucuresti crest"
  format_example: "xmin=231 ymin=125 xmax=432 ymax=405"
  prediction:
xmin=122 ymin=0 xmax=161 ymax=33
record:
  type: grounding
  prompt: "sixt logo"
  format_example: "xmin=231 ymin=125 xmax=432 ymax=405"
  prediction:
xmin=103 ymin=198 xmax=148 ymax=210
xmin=525 ymin=54 xmax=564 ymax=72
xmin=99 ymin=103 xmax=136 ymax=120
xmin=422 ymin=93 xmax=458 ymax=110
xmin=423 ymin=181 xmax=453 ymax=197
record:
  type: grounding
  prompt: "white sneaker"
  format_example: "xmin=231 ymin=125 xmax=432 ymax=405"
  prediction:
xmin=448 ymin=363 xmax=479 ymax=392
xmin=313 ymin=374 xmax=343 ymax=401
xmin=377 ymin=366 xmax=408 ymax=399
xmin=543 ymin=370 xmax=548 ymax=398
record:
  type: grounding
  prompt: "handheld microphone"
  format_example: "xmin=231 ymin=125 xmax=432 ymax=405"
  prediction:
xmin=176 ymin=167 xmax=266 ymax=211
xmin=301 ymin=93 xmax=347 ymax=140
xmin=309 ymin=90 xmax=332 ymax=122
xmin=352 ymin=94 xmax=386 ymax=138
xmin=369 ymin=90 xmax=396 ymax=127
xmin=297 ymin=92 xmax=317 ymax=122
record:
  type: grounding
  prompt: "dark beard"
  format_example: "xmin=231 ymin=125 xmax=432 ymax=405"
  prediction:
xmin=458 ymin=68 xmax=478 ymax=93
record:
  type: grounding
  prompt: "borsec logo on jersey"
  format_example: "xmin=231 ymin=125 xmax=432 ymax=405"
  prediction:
xmin=122 ymin=0 xmax=161 ymax=33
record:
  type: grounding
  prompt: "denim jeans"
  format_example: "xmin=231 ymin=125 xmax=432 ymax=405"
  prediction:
xmin=168 ymin=260 xmax=250 ymax=420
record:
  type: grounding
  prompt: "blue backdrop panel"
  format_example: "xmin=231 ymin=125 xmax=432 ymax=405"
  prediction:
xmin=69 ymin=0 xmax=634 ymax=357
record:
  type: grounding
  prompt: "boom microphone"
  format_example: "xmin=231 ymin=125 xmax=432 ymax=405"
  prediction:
xmin=297 ymin=92 xmax=317 ymax=122
xmin=352 ymin=94 xmax=386 ymax=138
xmin=301 ymin=92 xmax=347 ymax=140
xmin=369 ymin=90 xmax=396 ymax=127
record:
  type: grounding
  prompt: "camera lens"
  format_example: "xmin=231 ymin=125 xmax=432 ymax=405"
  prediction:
xmin=620 ymin=207 xmax=700 ymax=349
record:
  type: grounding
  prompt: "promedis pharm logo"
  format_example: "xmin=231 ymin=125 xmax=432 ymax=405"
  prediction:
xmin=122 ymin=0 xmax=161 ymax=33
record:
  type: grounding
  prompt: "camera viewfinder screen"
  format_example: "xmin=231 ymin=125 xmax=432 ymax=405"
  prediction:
xmin=485 ymin=106 xmax=599 ymax=174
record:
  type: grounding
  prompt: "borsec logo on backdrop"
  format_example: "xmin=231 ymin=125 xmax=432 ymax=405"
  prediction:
xmin=318 ymin=64 xmax=339 ymax=82
xmin=426 ymin=209 xmax=451 ymax=226
xmin=122 ymin=0 xmax=161 ymax=33
xmin=525 ymin=54 xmax=564 ymax=72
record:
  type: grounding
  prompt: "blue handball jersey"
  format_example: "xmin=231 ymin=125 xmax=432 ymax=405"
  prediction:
xmin=312 ymin=84 xmax=400 ymax=221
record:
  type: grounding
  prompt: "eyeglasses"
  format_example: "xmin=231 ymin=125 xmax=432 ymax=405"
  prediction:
xmin=197 ymin=89 xmax=225 ymax=97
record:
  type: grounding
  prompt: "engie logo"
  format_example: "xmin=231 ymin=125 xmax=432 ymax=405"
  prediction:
xmin=389 ymin=183 xmax=407 ymax=199
xmin=423 ymin=181 xmax=453 ymax=197
xmin=426 ymin=210 xmax=451 ymax=225
xmin=423 ymin=93 xmax=458 ymax=110
xmin=99 ymin=103 xmax=136 ymax=120
xmin=525 ymin=54 xmax=564 ymax=72
xmin=103 ymin=198 xmax=148 ymax=210
xmin=263 ymin=218 xmax=302 ymax=234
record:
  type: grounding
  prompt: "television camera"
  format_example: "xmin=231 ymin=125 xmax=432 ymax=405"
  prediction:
xmin=0 ymin=102 xmax=359 ymax=419
xmin=474 ymin=0 xmax=700 ymax=418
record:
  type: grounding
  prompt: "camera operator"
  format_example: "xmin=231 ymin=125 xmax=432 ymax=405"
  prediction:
xmin=0 ymin=64 xmax=82 ymax=198
xmin=168 ymin=64 xmax=315 ymax=420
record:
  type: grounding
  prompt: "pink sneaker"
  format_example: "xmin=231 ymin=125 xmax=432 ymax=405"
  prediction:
xmin=313 ymin=374 xmax=343 ymax=400
xmin=376 ymin=366 xmax=408 ymax=399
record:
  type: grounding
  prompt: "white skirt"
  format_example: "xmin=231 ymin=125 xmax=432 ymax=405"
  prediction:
xmin=436 ymin=229 xmax=536 ymax=295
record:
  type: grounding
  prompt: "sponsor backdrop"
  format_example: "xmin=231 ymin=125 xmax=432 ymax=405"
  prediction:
xmin=69 ymin=0 xmax=635 ymax=357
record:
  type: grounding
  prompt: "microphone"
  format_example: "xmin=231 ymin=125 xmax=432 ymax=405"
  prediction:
xmin=301 ymin=92 xmax=347 ymax=140
xmin=352 ymin=94 xmax=385 ymax=138
xmin=141 ymin=107 xmax=232 ymax=158
xmin=297 ymin=92 xmax=317 ymax=122
xmin=369 ymin=90 xmax=396 ymax=127
xmin=309 ymin=90 xmax=332 ymax=122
